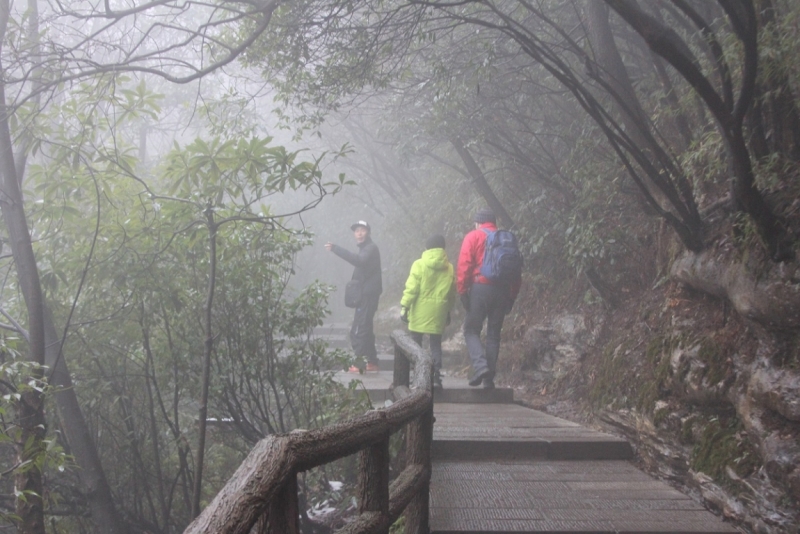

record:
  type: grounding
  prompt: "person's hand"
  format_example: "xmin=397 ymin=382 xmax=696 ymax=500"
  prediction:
xmin=400 ymin=308 xmax=409 ymax=323
xmin=460 ymin=293 xmax=470 ymax=311
xmin=324 ymin=242 xmax=333 ymax=251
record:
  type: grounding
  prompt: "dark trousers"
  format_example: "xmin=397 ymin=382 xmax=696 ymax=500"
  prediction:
xmin=410 ymin=331 xmax=443 ymax=374
xmin=351 ymin=293 xmax=379 ymax=364
xmin=463 ymin=283 xmax=507 ymax=379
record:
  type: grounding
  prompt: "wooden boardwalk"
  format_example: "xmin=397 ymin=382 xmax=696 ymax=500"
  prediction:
xmin=429 ymin=402 xmax=738 ymax=533
xmin=321 ymin=325 xmax=741 ymax=533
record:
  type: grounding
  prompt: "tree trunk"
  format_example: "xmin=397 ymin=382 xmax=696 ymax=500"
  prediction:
xmin=650 ymin=52 xmax=694 ymax=151
xmin=450 ymin=138 xmax=515 ymax=228
xmin=0 ymin=127 xmax=46 ymax=534
xmin=0 ymin=7 xmax=47 ymax=528
xmin=192 ymin=209 xmax=218 ymax=517
xmin=44 ymin=310 xmax=131 ymax=533
xmin=586 ymin=2 xmax=649 ymax=146
xmin=727 ymin=128 xmax=791 ymax=259
xmin=142 ymin=320 xmax=169 ymax=529
xmin=605 ymin=0 xmax=793 ymax=260
xmin=0 ymin=2 xmax=130 ymax=530
xmin=747 ymin=84 xmax=771 ymax=161
xmin=586 ymin=1 xmax=698 ymax=224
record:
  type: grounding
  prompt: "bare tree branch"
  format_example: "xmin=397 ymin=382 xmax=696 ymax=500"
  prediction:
xmin=0 ymin=306 xmax=28 ymax=341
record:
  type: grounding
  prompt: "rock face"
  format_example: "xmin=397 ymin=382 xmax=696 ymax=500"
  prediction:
xmin=749 ymin=366 xmax=800 ymax=422
xmin=671 ymin=249 xmax=800 ymax=329
xmin=517 ymin=259 xmax=800 ymax=534
xmin=521 ymin=314 xmax=600 ymax=382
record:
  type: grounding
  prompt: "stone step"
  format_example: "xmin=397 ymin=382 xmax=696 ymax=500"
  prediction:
xmin=316 ymin=334 xmax=350 ymax=349
xmin=432 ymin=403 xmax=633 ymax=461
xmin=376 ymin=353 xmax=394 ymax=371
xmin=431 ymin=438 xmax=633 ymax=462
xmin=333 ymin=372 xmax=515 ymax=405
xmin=434 ymin=387 xmax=513 ymax=404
xmin=313 ymin=323 xmax=351 ymax=335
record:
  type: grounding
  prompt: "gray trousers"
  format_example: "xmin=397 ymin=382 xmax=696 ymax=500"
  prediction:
xmin=410 ymin=331 xmax=442 ymax=373
xmin=351 ymin=293 xmax=379 ymax=364
xmin=463 ymin=283 xmax=507 ymax=379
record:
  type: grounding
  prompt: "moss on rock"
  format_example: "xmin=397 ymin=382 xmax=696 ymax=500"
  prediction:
xmin=697 ymin=336 xmax=727 ymax=387
xmin=690 ymin=417 xmax=759 ymax=487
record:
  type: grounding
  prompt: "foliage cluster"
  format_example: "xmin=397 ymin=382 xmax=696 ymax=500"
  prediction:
xmin=0 ymin=69 xmax=364 ymax=530
xmin=0 ymin=351 xmax=69 ymax=526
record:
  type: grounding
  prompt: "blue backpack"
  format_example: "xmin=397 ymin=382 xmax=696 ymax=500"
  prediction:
xmin=479 ymin=228 xmax=523 ymax=283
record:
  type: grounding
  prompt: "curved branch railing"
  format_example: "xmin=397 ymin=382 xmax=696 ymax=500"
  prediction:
xmin=184 ymin=329 xmax=434 ymax=534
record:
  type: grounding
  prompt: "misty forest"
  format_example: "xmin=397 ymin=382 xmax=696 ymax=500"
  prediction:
xmin=1 ymin=0 xmax=800 ymax=533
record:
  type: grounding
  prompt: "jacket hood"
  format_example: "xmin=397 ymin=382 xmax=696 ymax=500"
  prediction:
xmin=421 ymin=248 xmax=450 ymax=270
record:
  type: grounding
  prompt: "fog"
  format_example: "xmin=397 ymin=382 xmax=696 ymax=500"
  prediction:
xmin=4 ymin=1 xmax=799 ymax=531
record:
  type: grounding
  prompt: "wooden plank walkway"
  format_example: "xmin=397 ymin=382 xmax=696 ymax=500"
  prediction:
xmin=429 ymin=402 xmax=739 ymax=533
xmin=430 ymin=459 xmax=737 ymax=533
xmin=320 ymin=326 xmax=742 ymax=533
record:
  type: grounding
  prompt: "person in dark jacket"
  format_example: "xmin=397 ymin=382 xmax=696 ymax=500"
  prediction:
xmin=325 ymin=220 xmax=382 ymax=372
xmin=457 ymin=208 xmax=521 ymax=389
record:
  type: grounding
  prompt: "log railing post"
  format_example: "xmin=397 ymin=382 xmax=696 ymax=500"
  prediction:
xmin=267 ymin=472 xmax=299 ymax=534
xmin=357 ymin=437 xmax=390 ymax=534
xmin=185 ymin=331 xmax=434 ymax=534
xmin=404 ymin=403 xmax=433 ymax=534
xmin=393 ymin=338 xmax=410 ymax=388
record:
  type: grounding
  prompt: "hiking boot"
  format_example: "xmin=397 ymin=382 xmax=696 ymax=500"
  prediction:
xmin=482 ymin=378 xmax=495 ymax=389
xmin=468 ymin=368 xmax=489 ymax=387
xmin=348 ymin=365 xmax=363 ymax=374
xmin=365 ymin=362 xmax=380 ymax=373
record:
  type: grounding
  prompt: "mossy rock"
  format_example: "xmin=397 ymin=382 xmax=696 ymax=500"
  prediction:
xmin=636 ymin=334 xmax=675 ymax=414
xmin=681 ymin=415 xmax=698 ymax=444
xmin=690 ymin=417 xmax=759 ymax=487
xmin=588 ymin=341 xmax=633 ymax=410
xmin=696 ymin=337 xmax=728 ymax=386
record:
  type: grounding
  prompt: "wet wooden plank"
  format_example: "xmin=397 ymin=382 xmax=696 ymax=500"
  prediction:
xmin=430 ymin=460 xmax=741 ymax=533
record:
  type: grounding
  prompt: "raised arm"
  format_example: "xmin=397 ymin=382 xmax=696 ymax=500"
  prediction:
xmin=330 ymin=242 xmax=377 ymax=268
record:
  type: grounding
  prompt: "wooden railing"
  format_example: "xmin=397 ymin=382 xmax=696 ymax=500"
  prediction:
xmin=184 ymin=330 xmax=434 ymax=534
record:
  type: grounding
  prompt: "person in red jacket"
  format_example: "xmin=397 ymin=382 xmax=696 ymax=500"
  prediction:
xmin=457 ymin=208 xmax=521 ymax=388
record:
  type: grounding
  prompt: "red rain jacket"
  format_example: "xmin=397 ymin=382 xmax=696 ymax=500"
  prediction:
xmin=456 ymin=222 xmax=521 ymax=300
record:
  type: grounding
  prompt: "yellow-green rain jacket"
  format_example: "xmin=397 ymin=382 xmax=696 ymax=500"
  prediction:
xmin=400 ymin=247 xmax=456 ymax=334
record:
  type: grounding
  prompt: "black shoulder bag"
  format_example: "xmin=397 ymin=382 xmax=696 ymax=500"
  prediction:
xmin=344 ymin=278 xmax=363 ymax=308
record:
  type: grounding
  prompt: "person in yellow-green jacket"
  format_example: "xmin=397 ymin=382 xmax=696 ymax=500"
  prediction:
xmin=400 ymin=234 xmax=456 ymax=388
